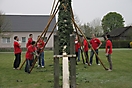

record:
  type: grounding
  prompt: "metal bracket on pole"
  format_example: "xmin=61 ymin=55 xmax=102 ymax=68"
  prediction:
xmin=53 ymin=55 xmax=76 ymax=58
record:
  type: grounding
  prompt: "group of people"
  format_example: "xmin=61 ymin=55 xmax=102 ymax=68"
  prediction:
xmin=13 ymin=33 xmax=112 ymax=73
xmin=75 ymin=34 xmax=113 ymax=71
xmin=13 ymin=34 xmax=45 ymax=73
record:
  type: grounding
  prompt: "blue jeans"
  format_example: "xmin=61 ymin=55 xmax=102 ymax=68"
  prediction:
xmin=25 ymin=59 xmax=32 ymax=73
xmin=90 ymin=49 xmax=99 ymax=64
xmin=78 ymin=48 xmax=80 ymax=61
xmin=38 ymin=51 xmax=44 ymax=66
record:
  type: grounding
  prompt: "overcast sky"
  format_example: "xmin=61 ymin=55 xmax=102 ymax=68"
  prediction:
xmin=0 ymin=0 xmax=132 ymax=25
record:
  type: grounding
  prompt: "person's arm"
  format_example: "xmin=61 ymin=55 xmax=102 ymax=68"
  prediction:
xmin=29 ymin=39 xmax=32 ymax=45
xmin=106 ymin=46 xmax=110 ymax=56
xmin=97 ymin=42 xmax=102 ymax=49
xmin=15 ymin=42 xmax=21 ymax=47
xmin=97 ymin=39 xmax=102 ymax=49
xmin=105 ymin=41 xmax=111 ymax=56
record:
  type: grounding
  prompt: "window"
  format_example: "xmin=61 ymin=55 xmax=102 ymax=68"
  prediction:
xmin=22 ymin=37 xmax=26 ymax=43
xmin=44 ymin=37 xmax=47 ymax=42
xmin=2 ymin=37 xmax=11 ymax=43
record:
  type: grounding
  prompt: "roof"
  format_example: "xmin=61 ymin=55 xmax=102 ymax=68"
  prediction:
xmin=2 ymin=15 xmax=57 ymax=32
xmin=108 ymin=26 xmax=132 ymax=37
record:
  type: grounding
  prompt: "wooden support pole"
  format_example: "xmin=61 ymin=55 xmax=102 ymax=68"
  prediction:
xmin=62 ymin=52 xmax=69 ymax=88
xmin=70 ymin=34 xmax=76 ymax=88
xmin=19 ymin=3 xmax=59 ymax=70
xmin=54 ymin=35 xmax=60 ymax=88
xmin=19 ymin=59 xmax=26 ymax=70
xmin=70 ymin=8 xmax=89 ymax=65
xmin=71 ymin=18 xmax=108 ymax=70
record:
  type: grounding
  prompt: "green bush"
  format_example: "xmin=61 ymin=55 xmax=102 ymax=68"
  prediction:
xmin=0 ymin=47 xmax=53 ymax=52
xmin=0 ymin=48 xmax=14 ymax=52
xmin=100 ymin=40 xmax=131 ymax=48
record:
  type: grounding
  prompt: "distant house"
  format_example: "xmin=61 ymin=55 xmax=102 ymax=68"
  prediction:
xmin=108 ymin=26 xmax=132 ymax=40
xmin=0 ymin=15 xmax=57 ymax=49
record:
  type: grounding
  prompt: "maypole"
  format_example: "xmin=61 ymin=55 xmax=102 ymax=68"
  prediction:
xmin=58 ymin=0 xmax=73 ymax=54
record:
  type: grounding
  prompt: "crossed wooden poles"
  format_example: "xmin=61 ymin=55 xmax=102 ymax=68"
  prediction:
xmin=19 ymin=0 xmax=59 ymax=72
xmin=19 ymin=0 xmax=108 ymax=73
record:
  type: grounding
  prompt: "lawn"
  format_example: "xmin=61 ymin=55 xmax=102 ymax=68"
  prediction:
xmin=0 ymin=49 xmax=132 ymax=88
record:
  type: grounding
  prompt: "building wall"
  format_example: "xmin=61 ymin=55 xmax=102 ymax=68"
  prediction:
xmin=0 ymin=31 xmax=55 ymax=48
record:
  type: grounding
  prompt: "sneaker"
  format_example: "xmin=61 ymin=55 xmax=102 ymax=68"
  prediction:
xmin=85 ymin=63 xmax=88 ymax=65
xmin=38 ymin=65 xmax=40 ymax=67
xmin=13 ymin=68 xmax=19 ymax=70
xmin=42 ymin=66 xmax=45 ymax=68
xmin=108 ymin=69 xmax=112 ymax=71
xmin=97 ymin=64 xmax=100 ymax=65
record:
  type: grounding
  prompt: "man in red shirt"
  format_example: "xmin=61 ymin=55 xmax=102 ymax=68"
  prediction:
xmin=37 ymin=36 xmax=45 ymax=68
xmin=25 ymin=41 xmax=38 ymax=73
xmin=13 ymin=36 xmax=22 ymax=69
xmin=104 ymin=35 xmax=113 ymax=71
xmin=75 ymin=36 xmax=80 ymax=64
xmin=26 ymin=34 xmax=33 ymax=48
xmin=90 ymin=34 xmax=102 ymax=65
xmin=82 ymin=37 xmax=89 ymax=64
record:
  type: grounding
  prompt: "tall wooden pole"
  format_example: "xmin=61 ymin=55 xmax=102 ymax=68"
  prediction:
xmin=54 ymin=35 xmax=60 ymax=88
xmin=70 ymin=34 xmax=76 ymax=88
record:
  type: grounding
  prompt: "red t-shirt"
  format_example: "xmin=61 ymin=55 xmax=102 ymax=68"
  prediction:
xmin=106 ymin=40 xmax=112 ymax=54
xmin=90 ymin=38 xmax=101 ymax=50
xmin=14 ymin=41 xmax=21 ymax=54
xmin=37 ymin=39 xmax=45 ymax=52
xmin=25 ymin=45 xmax=36 ymax=60
xmin=83 ymin=39 xmax=88 ymax=52
xmin=26 ymin=38 xmax=33 ymax=48
xmin=75 ymin=39 xmax=80 ymax=52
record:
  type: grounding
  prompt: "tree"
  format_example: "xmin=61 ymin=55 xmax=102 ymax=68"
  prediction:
xmin=102 ymin=12 xmax=125 ymax=33
xmin=90 ymin=18 xmax=103 ymax=36
xmin=74 ymin=14 xmax=82 ymax=26
xmin=0 ymin=11 xmax=10 ymax=35
xmin=58 ymin=0 xmax=74 ymax=54
xmin=79 ymin=23 xmax=91 ymax=38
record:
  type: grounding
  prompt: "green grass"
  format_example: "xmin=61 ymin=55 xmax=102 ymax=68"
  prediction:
xmin=0 ymin=49 xmax=132 ymax=88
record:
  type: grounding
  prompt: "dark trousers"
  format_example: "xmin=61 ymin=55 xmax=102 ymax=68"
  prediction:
xmin=75 ymin=52 xmax=78 ymax=60
xmin=75 ymin=52 xmax=78 ymax=64
xmin=25 ymin=59 xmax=32 ymax=73
xmin=13 ymin=53 xmax=21 ymax=69
xmin=84 ymin=51 xmax=89 ymax=63
xmin=107 ymin=54 xmax=112 ymax=70
xmin=90 ymin=49 xmax=99 ymax=64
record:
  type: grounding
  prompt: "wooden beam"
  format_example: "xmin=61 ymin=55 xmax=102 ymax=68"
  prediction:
xmin=69 ymin=34 xmax=76 ymax=88
xmin=54 ymin=35 xmax=59 ymax=88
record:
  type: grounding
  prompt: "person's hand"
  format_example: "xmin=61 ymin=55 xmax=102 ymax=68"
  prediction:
xmin=75 ymin=41 xmax=78 ymax=44
xmin=18 ymin=41 xmax=21 ymax=46
xmin=96 ymin=47 xmax=99 ymax=49
xmin=105 ymin=53 xmax=108 ymax=57
xmin=36 ymin=53 xmax=39 ymax=57
xmin=81 ymin=46 xmax=83 ymax=50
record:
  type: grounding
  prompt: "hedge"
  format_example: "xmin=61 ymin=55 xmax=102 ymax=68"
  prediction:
xmin=0 ymin=40 xmax=131 ymax=52
xmin=100 ymin=40 xmax=131 ymax=48
xmin=0 ymin=47 xmax=53 ymax=52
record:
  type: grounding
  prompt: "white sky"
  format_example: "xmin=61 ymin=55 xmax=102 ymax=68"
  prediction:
xmin=0 ymin=0 xmax=132 ymax=25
